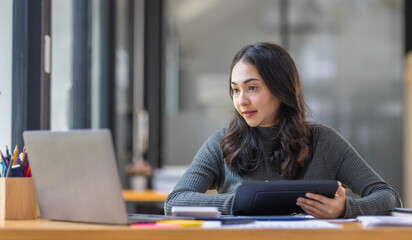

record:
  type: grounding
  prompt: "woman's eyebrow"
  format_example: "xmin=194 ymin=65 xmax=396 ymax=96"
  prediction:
xmin=231 ymin=78 xmax=259 ymax=85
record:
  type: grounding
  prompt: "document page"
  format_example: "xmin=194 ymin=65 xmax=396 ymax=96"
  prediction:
xmin=357 ymin=216 xmax=412 ymax=228
xmin=203 ymin=220 xmax=341 ymax=229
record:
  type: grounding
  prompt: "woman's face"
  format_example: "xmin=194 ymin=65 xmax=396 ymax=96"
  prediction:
xmin=231 ymin=59 xmax=281 ymax=127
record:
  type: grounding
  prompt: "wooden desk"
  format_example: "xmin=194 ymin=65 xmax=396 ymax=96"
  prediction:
xmin=0 ymin=219 xmax=411 ymax=240
xmin=122 ymin=190 xmax=167 ymax=214
xmin=122 ymin=190 xmax=168 ymax=202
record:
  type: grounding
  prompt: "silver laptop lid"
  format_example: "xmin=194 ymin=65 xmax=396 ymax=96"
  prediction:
xmin=23 ymin=129 xmax=128 ymax=225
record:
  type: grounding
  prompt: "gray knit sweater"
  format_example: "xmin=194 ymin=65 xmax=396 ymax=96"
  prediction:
xmin=164 ymin=124 xmax=402 ymax=218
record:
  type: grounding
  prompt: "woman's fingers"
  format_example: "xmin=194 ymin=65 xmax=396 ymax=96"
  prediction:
xmin=296 ymin=182 xmax=346 ymax=219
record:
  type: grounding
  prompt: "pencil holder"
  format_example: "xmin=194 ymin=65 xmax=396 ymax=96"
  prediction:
xmin=0 ymin=178 xmax=37 ymax=220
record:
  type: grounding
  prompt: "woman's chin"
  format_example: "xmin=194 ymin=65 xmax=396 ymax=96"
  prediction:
xmin=245 ymin=121 xmax=259 ymax=127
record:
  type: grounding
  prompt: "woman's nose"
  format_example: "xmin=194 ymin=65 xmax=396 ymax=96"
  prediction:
xmin=238 ymin=92 xmax=249 ymax=106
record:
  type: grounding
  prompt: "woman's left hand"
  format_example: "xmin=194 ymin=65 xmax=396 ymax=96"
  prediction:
xmin=296 ymin=181 xmax=346 ymax=219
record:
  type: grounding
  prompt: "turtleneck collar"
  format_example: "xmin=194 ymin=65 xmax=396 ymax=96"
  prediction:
xmin=254 ymin=125 xmax=280 ymax=141
xmin=252 ymin=125 xmax=281 ymax=155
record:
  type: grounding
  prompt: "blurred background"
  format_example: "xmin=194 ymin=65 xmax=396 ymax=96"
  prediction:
xmin=1 ymin=0 xmax=411 ymax=209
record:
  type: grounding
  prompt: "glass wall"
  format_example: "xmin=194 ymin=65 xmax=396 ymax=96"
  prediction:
xmin=288 ymin=0 xmax=404 ymax=193
xmin=114 ymin=0 xmax=134 ymax=188
xmin=0 ymin=0 xmax=12 ymax=148
xmin=51 ymin=0 xmax=74 ymax=130
xmin=163 ymin=0 xmax=283 ymax=168
xmin=163 ymin=0 xmax=404 ymax=194
xmin=91 ymin=0 xmax=102 ymax=129
xmin=51 ymin=0 xmax=103 ymax=131
xmin=50 ymin=0 xmax=134 ymax=188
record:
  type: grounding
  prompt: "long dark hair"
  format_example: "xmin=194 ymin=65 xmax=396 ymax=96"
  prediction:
xmin=220 ymin=42 xmax=310 ymax=179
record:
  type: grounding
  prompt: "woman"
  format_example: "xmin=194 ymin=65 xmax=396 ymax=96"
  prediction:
xmin=164 ymin=42 xmax=402 ymax=218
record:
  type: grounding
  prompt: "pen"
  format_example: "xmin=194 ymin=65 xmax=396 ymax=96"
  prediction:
xmin=5 ymin=145 xmax=10 ymax=158
xmin=0 ymin=151 xmax=8 ymax=169
xmin=10 ymin=145 xmax=18 ymax=167
xmin=5 ymin=146 xmax=10 ymax=166
xmin=13 ymin=145 xmax=18 ymax=164
xmin=9 ymin=155 xmax=14 ymax=167
xmin=2 ymin=162 xmax=5 ymax=176
xmin=6 ymin=159 xmax=12 ymax=177
xmin=0 ymin=151 xmax=5 ymax=167
xmin=0 ymin=162 xmax=4 ymax=177
xmin=24 ymin=163 xmax=31 ymax=177
xmin=0 ymin=150 xmax=5 ymax=161
xmin=21 ymin=147 xmax=27 ymax=174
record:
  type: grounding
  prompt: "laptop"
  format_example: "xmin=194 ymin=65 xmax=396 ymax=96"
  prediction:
xmin=23 ymin=129 xmax=182 ymax=225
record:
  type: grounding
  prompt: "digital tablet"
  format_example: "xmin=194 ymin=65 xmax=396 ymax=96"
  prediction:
xmin=231 ymin=180 xmax=338 ymax=216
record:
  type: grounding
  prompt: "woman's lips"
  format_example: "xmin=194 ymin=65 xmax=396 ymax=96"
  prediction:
xmin=242 ymin=110 xmax=257 ymax=118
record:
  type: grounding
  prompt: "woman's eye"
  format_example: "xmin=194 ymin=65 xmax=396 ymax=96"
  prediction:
xmin=249 ymin=86 xmax=258 ymax=91
xmin=232 ymin=88 xmax=240 ymax=93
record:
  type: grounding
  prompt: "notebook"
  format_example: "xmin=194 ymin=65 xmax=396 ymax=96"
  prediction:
xmin=23 ymin=129 xmax=181 ymax=225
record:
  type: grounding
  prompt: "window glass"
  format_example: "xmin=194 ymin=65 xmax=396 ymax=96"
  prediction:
xmin=0 ymin=0 xmax=12 ymax=147
xmin=288 ymin=0 xmax=403 ymax=193
xmin=51 ymin=0 xmax=101 ymax=130
xmin=163 ymin=0 xmax=282 ymax=167
xmin=51 ymin=0 xmax=73 ymax=130
xmin=91 ymin=0 xmax=102 ymax=129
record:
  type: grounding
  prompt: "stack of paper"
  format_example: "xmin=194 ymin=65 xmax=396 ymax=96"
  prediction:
xmin=357 ymin=216 xmax=412 ymax=228
xmin=171 ymin=206 xmax=221 ymax=218
xmin=392 ymin=207 xmax=412 ymax=217
xmin=203 ymin=220 xmax=341 ymax=229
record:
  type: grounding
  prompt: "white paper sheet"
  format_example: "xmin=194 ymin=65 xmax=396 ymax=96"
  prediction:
xmin=357 ymin=216 xmax=412 ymax=228
xmin=202 ymin=220 xmax=341 ymax=229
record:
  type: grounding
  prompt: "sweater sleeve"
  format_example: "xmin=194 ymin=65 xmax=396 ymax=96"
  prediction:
xmin=164 ymin=129 xmax=235 ymax=215
xmin=319 ymin=126 xmax=402 ymax=218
